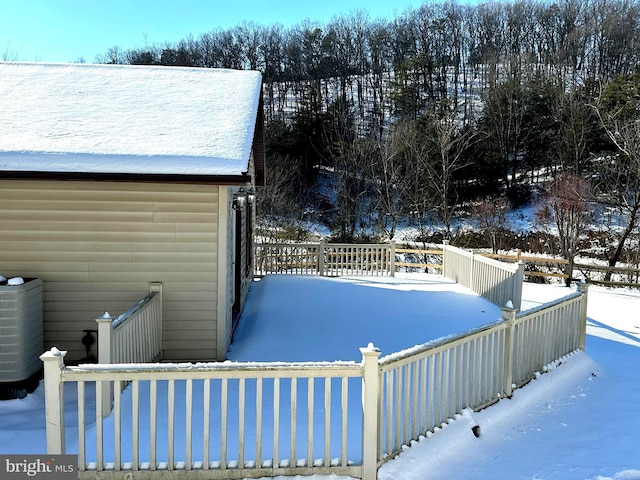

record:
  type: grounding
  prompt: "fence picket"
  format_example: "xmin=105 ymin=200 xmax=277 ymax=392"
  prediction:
xmin=113 ymin=382 xmax=122 ymax=471
xmin=256 ymin=378 xmax=263 ymax=468
xmin=220 ymin=378 xmax=228 ymax=469
xmin=185 ymin=378 xmax=192 ymax=470
xmin=167 ymin=379 xmax=175 ymax=470
xmin=273 ymin=378 xmax=280 ymax=468
xmin=419 ymin=358 xmax=427 ymax=435
xmin=150 ymin=379 xmax=157 ymax=470
xmin=324 ymin=377 xmax=331 ymax=466
xmin=307 ymin=378 xmax=314 ymax=467
xmin=202 ymin=378 xmax=210 ymax=469
xmin=132 ymin=380 xmax=139 ymax=471
xmin=385 ymin=370 xmax=392 ymax=455
xmin=239 ymin=378 xmax=245 ymax=469
xmin=95 ymin=381 xmax=104 ymax=470
xmin=290 ymin=377 xmax=297 ymax=466
xmin=77 ymin=381 xmax=86 ymax=471
xmin=411 ymin=360 xmax=419 ymax=439
xmin=341 ymin=376 xmax=348 ymax=467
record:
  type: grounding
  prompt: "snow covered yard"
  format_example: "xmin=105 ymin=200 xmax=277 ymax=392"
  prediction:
xmin=378 ymin=282 xmax=640 ymax=480
xmin=0 ymin=274 xmax=638 ymax=480
xmin=228 ymin=274 xmax=502 ymax=362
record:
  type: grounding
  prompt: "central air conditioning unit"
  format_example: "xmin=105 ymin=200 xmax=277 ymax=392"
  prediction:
xmin=0 ymin=277 xmax=44 ymax=384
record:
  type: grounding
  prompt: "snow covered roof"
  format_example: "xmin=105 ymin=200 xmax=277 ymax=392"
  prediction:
xmin=0 ymin=62 xmax=264 ymax=184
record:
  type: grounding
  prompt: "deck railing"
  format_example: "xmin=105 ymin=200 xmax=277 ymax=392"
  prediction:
xmin=40 ymin=284 xmax=589 ymax=480
xmin=376 ymin=282 xmax=588 ymax=465
xmin=40 ymin=349 xmax=373 ymax=480
xmin=255 ymin=240 xmax=394 ymax=277
xmin=442 ymin=243 xmax=524 ymax=311
xmin=256 ymin=241 xmax=524 ymax=310
xmin=94 ymin=283 xmax=163 ymax=419
xmin=96 ymin=283 xmax=163 ymax=365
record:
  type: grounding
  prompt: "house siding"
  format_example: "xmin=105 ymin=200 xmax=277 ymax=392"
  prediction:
xmin=0 ymin=180 xmax=220 ymax=362
xmin=216 ymin=187 xmax=232 ymax=361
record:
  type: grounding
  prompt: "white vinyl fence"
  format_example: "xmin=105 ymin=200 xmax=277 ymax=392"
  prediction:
xmin=255 ymin=240 xmax=394 ymax=277
xmin=95 ymin=283 xmax=163 ymax=419
xmin=256 ymin=241 xmax=524 ymax=310
xmin=40 ymin=350 xmax=373 ymax=480
xmin=376 ymin=283 xmax=588 ymax=465
xmin=442 ymin=243 xmax=525 ymax=310
xmin=96 ymin=283 xmax=163 ymax=365
xmin=40 ymin=284 xmax=589 ymax=480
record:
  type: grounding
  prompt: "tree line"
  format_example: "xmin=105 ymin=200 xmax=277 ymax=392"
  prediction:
xmin=97 ymin=0 xmax=640 ymax=276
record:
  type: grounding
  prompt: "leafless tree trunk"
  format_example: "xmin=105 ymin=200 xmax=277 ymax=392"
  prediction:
xmin=592 ymin=89 xmax=640 ymax=280
xmin=535 ymin=175 xmax=594 ymax=285
xmin=422 ymin=110 xmax=477 ymax=237
xmin=255 ymin=154 xmax=309 ymax=243
xmin=474 ymin=197 xmax=511 ymax=253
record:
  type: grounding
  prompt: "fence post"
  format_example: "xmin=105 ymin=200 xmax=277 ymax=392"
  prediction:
xmin=40 ymin=348 xmax=67 ymax=454
xmin=501 ymin=304 xmax=518 ymax=398
xmin=513 ymin=262 xmax=525 ymax=312
xmin=150 ymin=282 xmax=164 ymax=361
xmin=577 ymin=281 xmax=590 ymax=351
xmin=150 ymin=282 xmax=163 ymax=304
xmin=389 ymin=241 xmax=396 ymax=277
xmin=441 ymin=240 xmax=449 ymax=278
xmin=469 ymin=247 xmax=476 ymax=292
xmin=318 ymin=238 xmax=326 ymax=276
xmin=96 ymin=312 xmax=114 ymax=418
xmin=360 ymin=343 xmax=381 ymax=480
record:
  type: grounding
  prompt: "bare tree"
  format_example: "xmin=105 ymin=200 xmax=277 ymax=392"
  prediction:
xmin=2 ymin=42 xmax=18 ymax=61
xmin=535 ymin=175 xmax=594 ymax=285
xmin=364 ymin=126 xmax=411 ymax=240
xmin=482 ymin=78 xmax=529 ymax=191
xmin=420 ymin=109 xmax=477 ymax=237
xmin=95 ymin=46 xmax=126 ymax=64
xmin=474 ymin=197 xmax=511 ymax=253
xmin=553 ymin=87 xmax=596 ymax=174
xmin=592 ymin=74 xmax=640 ymax=279
xmin=255 ymin=153 xmax=309 ymax=243
xmin=398 ymin=120 xmax=436 ymax=238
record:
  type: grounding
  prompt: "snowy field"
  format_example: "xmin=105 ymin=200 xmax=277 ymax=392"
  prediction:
xmin=0 ymin=273 xmax=639 ymax=480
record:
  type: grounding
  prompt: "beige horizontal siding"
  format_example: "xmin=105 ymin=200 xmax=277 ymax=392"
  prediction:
xmin=0 ymin=180 xmax=221 ymax=362
xmin=0 ymin=240 xmax=216 ymax=253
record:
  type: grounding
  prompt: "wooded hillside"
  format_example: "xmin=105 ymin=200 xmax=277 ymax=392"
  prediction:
xmin=97 ymin=0 xmax=640 ymax=273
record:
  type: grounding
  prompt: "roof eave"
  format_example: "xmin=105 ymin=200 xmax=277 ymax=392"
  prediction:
xmin=0 ymin=170 xmax=254 ymax=185
xmin=252 ymin=87 xmax=266 ymax=187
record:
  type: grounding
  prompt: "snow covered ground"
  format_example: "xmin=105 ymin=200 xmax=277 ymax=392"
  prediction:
xmin=228 ymin=274 xmax=502 ymax=362
xmin=379 ymin=281 xmax=640 ymax=480
xmin=0 ymin=274 xmax=638 ymax=480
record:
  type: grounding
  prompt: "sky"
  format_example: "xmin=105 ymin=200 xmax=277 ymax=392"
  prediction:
xmin=0 ymin=0 xmax=421 ymax=64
